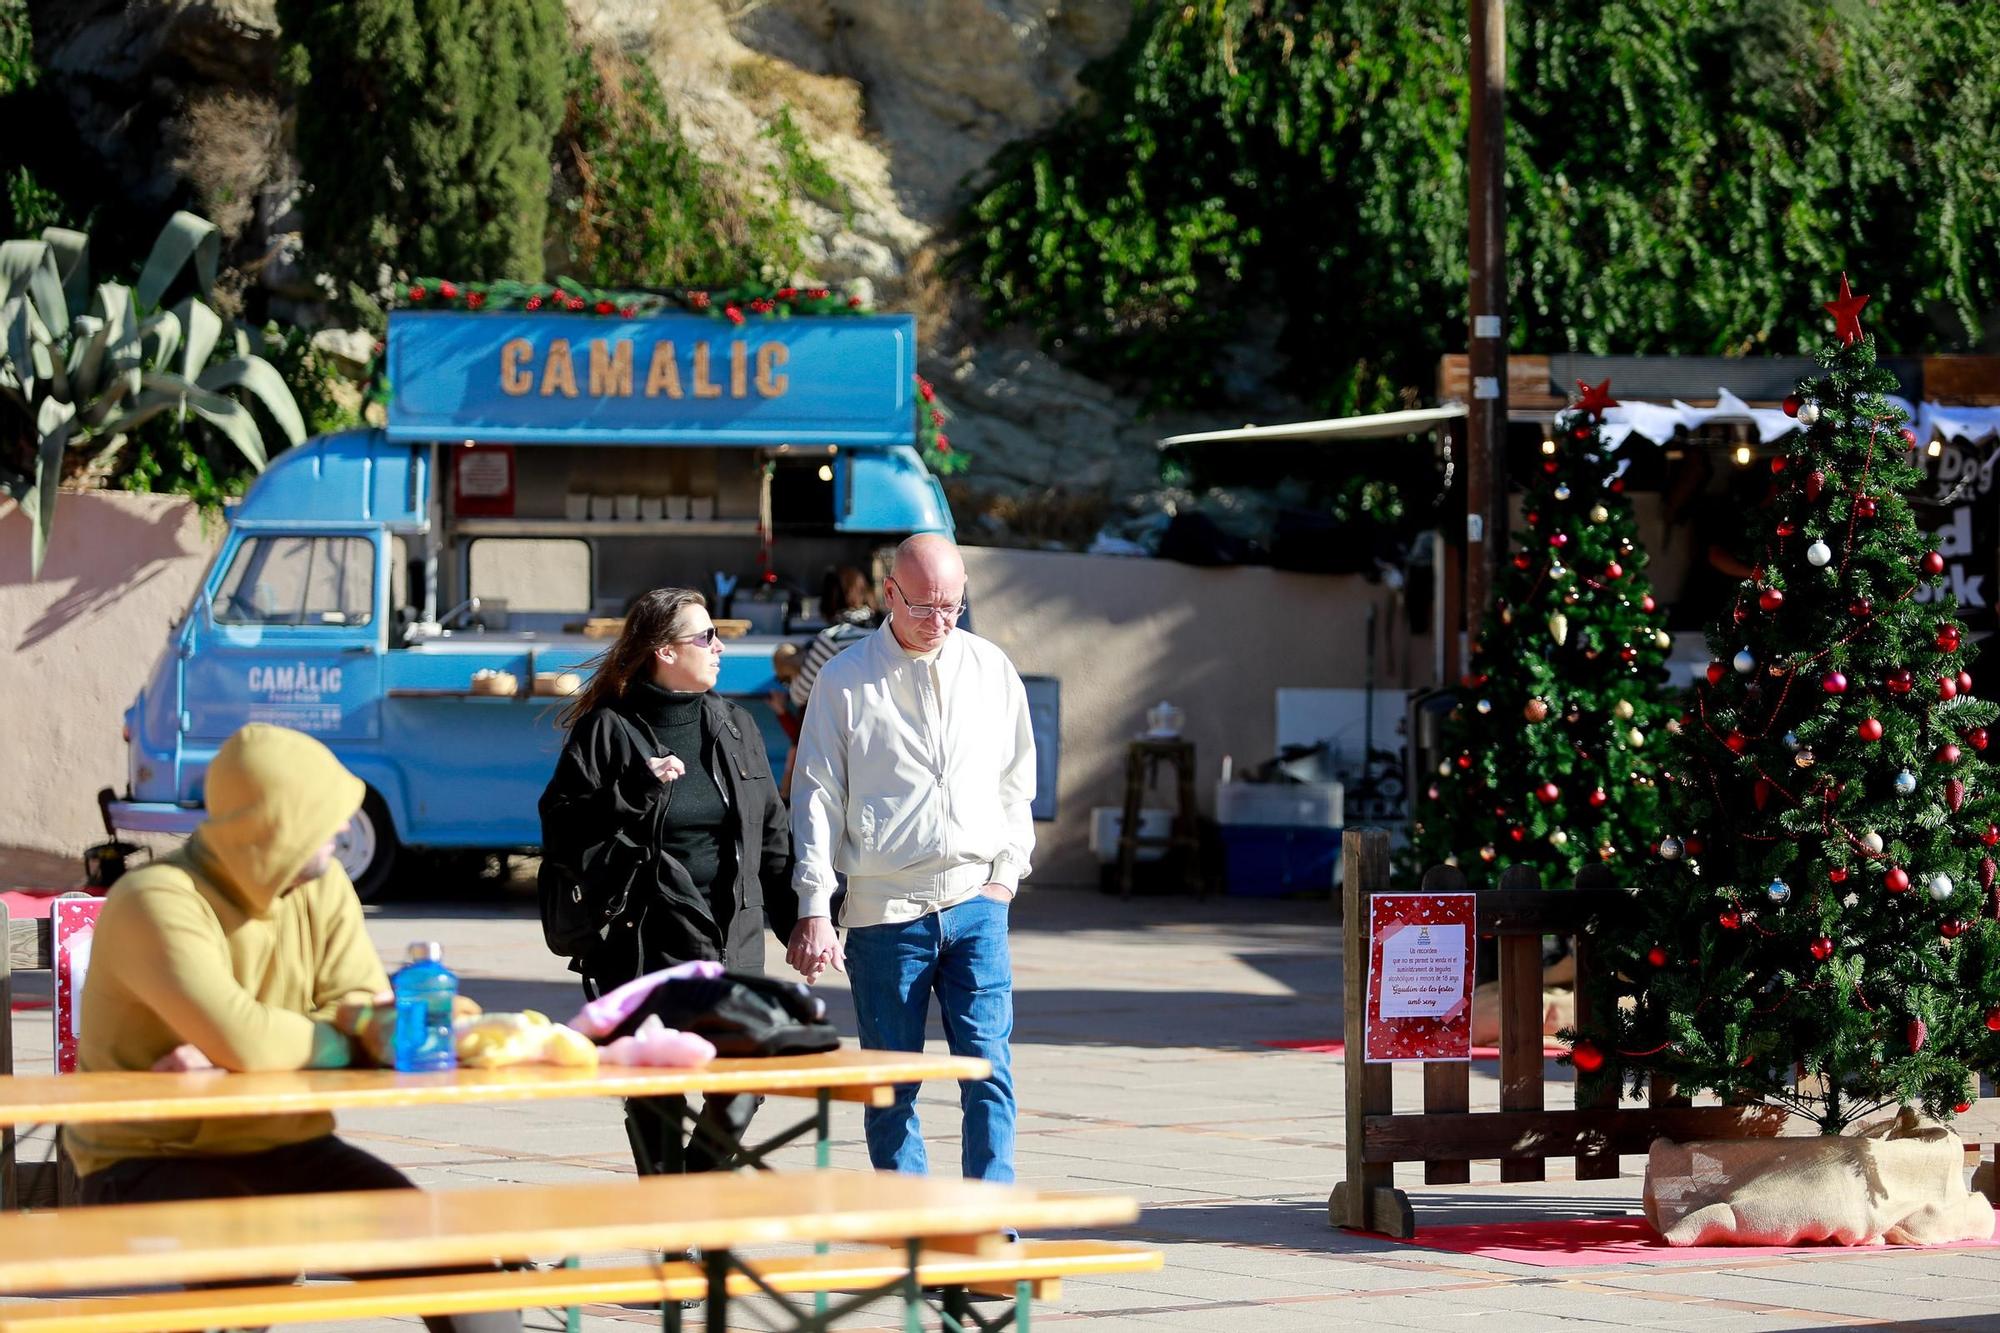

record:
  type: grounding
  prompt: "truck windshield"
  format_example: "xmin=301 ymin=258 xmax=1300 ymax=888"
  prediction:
xmin=213 ymin=535 xmax=375 ymax=627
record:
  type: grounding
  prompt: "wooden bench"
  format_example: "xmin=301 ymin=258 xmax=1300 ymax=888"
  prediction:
xmin=0 ymin=1239 xmax=1163 ymax=1332
xmin=0 ymin=904 xmax=78 ymax=1210
xmin=0 ymin=1170 xmax=1151 ymax=1333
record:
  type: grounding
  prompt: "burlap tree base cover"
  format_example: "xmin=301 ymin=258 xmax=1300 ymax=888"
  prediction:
xmin=1645 ymin=1109 xmax=1993 ymax=1246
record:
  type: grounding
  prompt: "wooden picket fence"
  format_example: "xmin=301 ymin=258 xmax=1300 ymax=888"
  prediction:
xmin=1328 ymin=828 xmax=2000 ymax=1238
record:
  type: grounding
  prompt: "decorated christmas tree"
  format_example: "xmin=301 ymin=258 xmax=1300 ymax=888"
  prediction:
xmin=1593 ymin=277 xmax=2000 ymax=1131
xmin=1410 ymin=382 xmax=1674 ymax=884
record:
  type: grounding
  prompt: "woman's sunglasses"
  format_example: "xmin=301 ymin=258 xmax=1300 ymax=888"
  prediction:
xmin=674 ymin=627 xmax=721 ymax=648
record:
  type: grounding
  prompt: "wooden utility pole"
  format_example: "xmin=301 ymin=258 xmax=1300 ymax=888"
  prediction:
xmin=1464 ymin=0 xmax=1508 ymax=624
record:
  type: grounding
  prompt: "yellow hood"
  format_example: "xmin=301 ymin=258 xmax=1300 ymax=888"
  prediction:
xmin=189 ymin=723 xmax=365 ymax=914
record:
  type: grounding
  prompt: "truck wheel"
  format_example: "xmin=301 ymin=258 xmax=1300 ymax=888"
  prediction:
xmin=335 ymin=788 xmax=400 ymax=902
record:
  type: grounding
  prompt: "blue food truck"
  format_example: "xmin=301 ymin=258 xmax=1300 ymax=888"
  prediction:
xmin=104 ymin=309 xmax=951 ymax=897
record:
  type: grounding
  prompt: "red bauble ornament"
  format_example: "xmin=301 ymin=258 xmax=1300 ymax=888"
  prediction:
xmin=1850 ymin=597 xmax=1873 ymax=617
xmin=437 ymin=281 xmax=458 ymax=300
xmin=1733 ymin=605 xmax=1749 ymax=626
xmin=1569 ymin=1040 xmax=1606 ymax=1073
xmin=1536 ymin=782 xmax=1561 ymax=804
xmin=1938 ymin=626 xmax=1962 ymax=651
xmin=1605 ymin=561 xmax=1623 ymax=579
xmin=1642 ymin=595 xmax=1657 ymax=612
xmin=1809 ymin=936 xmax=1834 ymax=961
xmin=1456 ymin=754 xmax=1474 ymax=770
xmin=1525 ymin=511 xmax=1539 ymax=526
xmin=1752 ymin=777 xmax=1773 ymax=810
xmin=1589 ymin=787 xmax=1608 ymax=808
xmin=408 ymin=284 xmax=428 ymax=301
xmin=1759 ymin=587 xmax=1785 ymax=612
xmin=1901 ymin=427 xmax=1919 ymax=449
xmin=1822 ymin=671 xmax=1848 ymax=694
xmin=1619 ymin=646 xmax=1638 ymax=664
xmin=1646 ymin=946 xmax=1668 ymax=967
xmin=1708 ymin=661 xmax=1728 ymax=686
xmin=1887 ymin=669 xmax=1914 ymax=695
xmin=1550 ymin=532 xmax=1570 ymax=548
xmin=1855 ymin=495 xmax=1878 ymax=518
xmin=1908 ymin=1018 xmax=1928 ymax=1052
xmin=1923 ymin=551 xmax=1946 ymax=577
xmin=1509 ymin=828 xmax=1526 ymax=843
xmin=1807 ymin=469 xmax=1826 ymax=501
xmin=1987 ymin=1008 xmax=2000 ymax=1033
xmin=1782 ymin=395 xmax=1801 ymax=417
xmin=1966 ymin=727 xmax=1989 ymax=751
xmin=1858 ymin=717 xmax=1884 ymax=741
xmin=1771 ymin=457 xmax=1787 ymax=475
xmin=1957 ymin=1101 xmax=1974 ymax=1114
xmin=1885 ymin=866 xmax=1911 ymax=893
xmin=1984 ymin=825 xmax=2000 ymax=848
xmin=1513 ymin=553 xmax=1532 ymax=570
xmin=1938 ymin=743 xmax=1962 ymax=765
xmin=1940 ymin=677 xmax=1959 ymax=701
xmin=1543 ymin=460 xmax=1559 ymax=475
xmin=1719 ymin=908 xmax=1743 ymax=929
xmin=1959 ymin=670 xmax=1974 ymax=694
xmin=1829 ymin=867 xmax=1849 ymax=883
xmin=1610 ymin=477 xmax=1626 ymax=493
xmin=1941 ymin=918 xmax=1968 ymax=939
xmin=1684 ymin=836 xmax=1707 ymax=856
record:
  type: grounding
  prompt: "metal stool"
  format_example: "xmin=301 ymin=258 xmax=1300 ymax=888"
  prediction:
xmin=1116 ymin=738 xmax=1204 ymax=898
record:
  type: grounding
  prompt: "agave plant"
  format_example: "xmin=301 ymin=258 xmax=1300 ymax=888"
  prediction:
xmin=0 ymin=211 xmax=306 ymax=576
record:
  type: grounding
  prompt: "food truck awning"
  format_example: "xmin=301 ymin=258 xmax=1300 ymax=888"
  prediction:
xmin=1156 ymin=404 xmax=1466 ymax=449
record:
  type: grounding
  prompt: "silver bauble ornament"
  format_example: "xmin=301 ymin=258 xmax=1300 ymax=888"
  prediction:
xmin=1862 ymin=831 xmax=1885 ymax=854
xmin=1783 ymin=731 xmax=1800 ymax=749
xmin=1733 ymin=648 xmax=1756 ymax=674
xmin=1659 ymin=835 xmax=1684 ymax=860
xmin=1807 ymin=540 xmax=1833 ymax=567
xmin=1929 ymin=873 xmax=1954 ymax=901
xmin=1795 ymin=748 xmax=1815 ymax=768
xmin=1476 ymin=699 xmax=1493 ymax=715
xmin=1549 ymin=830 xmax=1569 ymax=847
xmin=1766 ymin=878 xmax=1791 ymax=904
xmin=1798 ymin=401 xmax=1821 ymax=424
xmin=1894 ymin=770 xmax=1918 ymax=795
xmin=1554 ymin=484 xmax=1572 ymax=501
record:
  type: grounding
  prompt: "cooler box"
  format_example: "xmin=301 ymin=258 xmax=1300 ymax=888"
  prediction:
xmin=1215 ymin=781 xmax=1343 ymax=828
xmin=1219 ymin=825 xmax=1342 ymax=897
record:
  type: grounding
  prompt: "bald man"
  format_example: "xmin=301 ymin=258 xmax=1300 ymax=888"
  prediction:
xmin=787 ymin=535 xmax=1036 ymax=1184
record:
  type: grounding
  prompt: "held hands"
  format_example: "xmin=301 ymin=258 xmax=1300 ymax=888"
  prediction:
xmin=645 ymin=753 xmax=687 ymax=784
xmin=786 ymin=916 xmax=845 ymax=984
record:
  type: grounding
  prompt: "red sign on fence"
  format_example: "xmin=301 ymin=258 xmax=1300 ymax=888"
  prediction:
xmin=1363 ymin=892 xmax=1475 ymax=1063
xmin=53 ymin=896 xmax=105 ymax=1074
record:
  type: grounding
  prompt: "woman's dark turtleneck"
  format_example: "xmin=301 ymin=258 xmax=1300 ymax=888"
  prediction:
xmin=626 ymin=678 xmax=735 ymax=909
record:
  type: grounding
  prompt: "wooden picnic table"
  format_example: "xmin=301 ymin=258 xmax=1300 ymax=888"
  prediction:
xmin=0 ymin=1170 xmax=1141 ymax=1326
xmin=0 ymin=1047 xmax=987 ymax=1126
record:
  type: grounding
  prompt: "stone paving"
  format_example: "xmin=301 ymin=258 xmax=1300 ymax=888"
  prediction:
xmin=7 ymin=867 xmax=2000 ymax=1330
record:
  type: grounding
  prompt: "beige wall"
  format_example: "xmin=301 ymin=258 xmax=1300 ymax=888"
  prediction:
xmin=961 ymin=548 xmax=1435 ymax=884
xmin=0 ymin=494 xmax=220 ymax=860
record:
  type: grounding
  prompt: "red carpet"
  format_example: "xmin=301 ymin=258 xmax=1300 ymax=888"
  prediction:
xmin=1384 ymin=1213 xmax=2000 ymax=1267
xmin=1261 ymin=1038 xmax=1568 ymax=1059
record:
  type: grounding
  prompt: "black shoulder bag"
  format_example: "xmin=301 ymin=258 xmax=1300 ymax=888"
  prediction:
xmin=538 ymin=711 xmax=669 ymax=959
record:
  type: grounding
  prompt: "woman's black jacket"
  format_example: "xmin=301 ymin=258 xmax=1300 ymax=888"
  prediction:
xmin=539 ymin=692 xmax=797 ymax=986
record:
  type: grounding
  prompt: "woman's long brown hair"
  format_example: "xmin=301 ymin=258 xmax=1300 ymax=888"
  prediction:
xmin=558 ymin=587 xmax=707 ymax=729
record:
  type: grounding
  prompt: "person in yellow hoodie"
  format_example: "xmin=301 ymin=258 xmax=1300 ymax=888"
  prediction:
xmin=65 ymin=723 xmax=520 ymax=1333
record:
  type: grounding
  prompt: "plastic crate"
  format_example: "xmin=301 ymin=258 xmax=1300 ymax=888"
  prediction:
xmin=1215 ymin=780 xmax=1343 ymax=828
xmin=1219 ymin=825 xmax=1343 ymax=897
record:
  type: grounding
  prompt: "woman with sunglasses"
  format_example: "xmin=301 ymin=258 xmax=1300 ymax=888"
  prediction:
xmin=539 ymin=587 xmax=797 ymax=1177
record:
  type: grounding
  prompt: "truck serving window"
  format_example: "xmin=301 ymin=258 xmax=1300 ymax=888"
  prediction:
xmin=212 ymin=536 xmax=375 ymax=627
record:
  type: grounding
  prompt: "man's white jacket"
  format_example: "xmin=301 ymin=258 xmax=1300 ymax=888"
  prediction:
xmin=790 ymin=624 xmax=1036 ymax=928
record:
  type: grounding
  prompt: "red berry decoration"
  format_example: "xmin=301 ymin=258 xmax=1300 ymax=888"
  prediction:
xmin=1855 ymin=495 xmax=1878 ymax=518
xmin=1759 ymin=587 xmax=1785 ymax=612
xmin=1569 ymin=1040 xmax=1606 ymax=1073
xmin=1719 ymin=908 xmax=1743 ymax=929
xmin=1708 ymin=661 xmax=1728 ymax=685
xmin=1922 ymin=550 xmax=1946 ymax=576
xmin=438 ymin=281 xmax=458 ymax=300
xmin=1809 ymin=936 xmax=1834 ymax=961
xmin=1822 ymin=671 xmax=1848 ymax=694
xmin=1938 ymin=625 xmax=1962 ymax=651
xmin=1857 ymin=717 xmax=1884 ymax=741
xmin=408 ymin=284 xmax=427 ymax=301
xmin=1536 ymin=782 xmax=1561 ymax=804
xmin=1605 ymin=561 xmax=1623 ymax=579
xmin=1850 ymin=597 xmax=1873 ymax=617
xmin=1646 ymin=946 xmax=1668 ymax=967
xmin=466 ymin=291 xmax=485 ymax=310
xmin=1938 ymin=743 xmax=1962 ymax=765
xmin=1885 ymin=866 xmax=1911 ymax=893
xmin=1589 ymin=787 xmax=1608 ymax=808
xmin=1966 ymin=727 xmax=1989 ymax=751
xmin=1887 ymin=669 xmax=1914 ymax=695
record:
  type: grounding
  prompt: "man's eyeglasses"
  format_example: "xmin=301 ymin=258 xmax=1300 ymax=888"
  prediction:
xmin=891 ymin=582 xmax=966 ymax=623
xmin=675 ymin=627 xmax=721 ymax=647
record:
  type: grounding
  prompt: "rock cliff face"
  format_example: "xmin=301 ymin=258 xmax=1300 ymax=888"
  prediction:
xmin=31 ymin=0 xmax=1211 ymax=517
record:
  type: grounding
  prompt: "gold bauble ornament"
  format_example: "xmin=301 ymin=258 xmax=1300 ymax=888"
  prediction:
xmin=1655 ymin=630 xmax=1672 ymax=649
xmin=1614 ymin=700 xmax=1635 ymax=720
xmin=1548 ymin=611 xmax=1570 ymax=645
xmin=1479 ymin=845 xmax=1496 ymax=862
xmin=1588 ymin=504 xmax=1609 ymax=523
xmin=1628 ymin=727 xmax=1645 ymax=746
xmin=1524 ymin=698 xmax=1550 ymax=722
xmin=1549 ymin=829 xmax=1569 ymax=847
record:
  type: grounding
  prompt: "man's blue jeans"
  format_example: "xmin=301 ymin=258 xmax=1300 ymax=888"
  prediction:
xmin=844 ymin=893 xmax=1015 ymax=1183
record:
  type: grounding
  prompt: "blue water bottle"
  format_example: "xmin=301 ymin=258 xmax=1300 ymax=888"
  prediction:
xmin=393 ymin=941 xmax=458 ymax=1073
